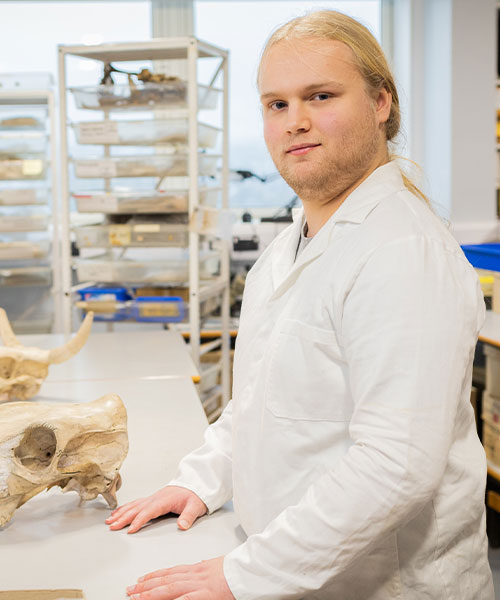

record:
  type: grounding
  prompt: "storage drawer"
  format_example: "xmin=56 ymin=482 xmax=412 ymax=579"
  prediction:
xmin=0 ymin=188 xmax=48 ymax=205
xmin=0 ymin=158 xmax=45 ymax=180
xmin=73 ymin=119 xmax=219 ymax=148
xmin=73 ymin=188 xmax=218 ymax=214
xmin=485 ymin=344 xmax=500 ymax=397
xmin=0 ymin=266 xmax=52 ymax=286
xmin=74 ymin=223 xmax=188 ymax=248
xmin=0 ymin=131 xmax=47 ymax=155
xmin=75 ymin=254 xmax=219 ymax=284
xmin=70 ymin=83 xmax=219 ymax=111
xmin=0 ymin=240 xmax=50 ymax=260
xmin=0 ymin=214 xmax=48 ymax=232
xmin=74 ymin=154 xmax=219 ymax=178
xmin=483 ymin=420 xmax=500 ymax=469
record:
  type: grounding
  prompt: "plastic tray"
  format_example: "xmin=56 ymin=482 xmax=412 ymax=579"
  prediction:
xmin=0 ymin=214 xmax=48 ymax=232
xmin=70 ymin=83 xmax=219 ymax=111
xmin=0 ymin=158 xmax=45 ymax=180
xmin=0 ymin=188 xmax=48 ymax=205
xmin=74 ymin=223 xmax=188 ymax=248
xmin=75 ymin=254 xmax=219 ymax=283
xmin=73 ymin=188 xmax=218 ymax=214
xmin=73 ymin=119 xmax=219 ymax=148
xmin=0 ymin=266 xmax=51 ymax=286
xmin=462 ymin=244 xmax=500 ymax=272
xmin=74 ymin=154 xmax=218 ymax=178
xmin=131 ymin=296 xmax=185 ymax=322
xmin=0 ymin=116 xmax=44 ymax=130
xmin=0 ymin=240 xmax=50 ymax=260
xmin=0 ymin=131 xmax=47 ymax=156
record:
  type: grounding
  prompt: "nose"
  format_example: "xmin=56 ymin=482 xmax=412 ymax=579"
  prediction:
xmin=286 ymin=102 xmax=311 ymax=134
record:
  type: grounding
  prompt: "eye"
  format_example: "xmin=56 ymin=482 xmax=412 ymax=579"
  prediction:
xmin=312 ymin=93 xmax=332 ymax=101
xmin=269 ymin=100 xmax=287 ymax=111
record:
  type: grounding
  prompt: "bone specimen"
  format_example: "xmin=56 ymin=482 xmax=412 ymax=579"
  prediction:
xmin=0 ymin=309 xmax=94 ymax=402
xmin=0 ymin=393 xmax=128 ymax=527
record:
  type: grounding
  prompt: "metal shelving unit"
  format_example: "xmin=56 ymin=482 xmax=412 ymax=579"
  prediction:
xmin=0 ymin=74 xmax=62 ymax=333
xmin=57 ymin=38 xmax=231 ymax=415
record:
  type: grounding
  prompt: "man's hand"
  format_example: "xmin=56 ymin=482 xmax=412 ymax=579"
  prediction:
xmin=105 ymin=485 xmax=207 ymax=533
xmin=126 ymin=556 xmax=235 ymax=600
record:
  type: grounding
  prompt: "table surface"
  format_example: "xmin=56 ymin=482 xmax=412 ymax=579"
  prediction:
xmin=479 ymin=311 xmax=500 ymax=348
xmin=0 ymin=377 xmax=244 ymax=597
xmin=17 ymin=329 xmax=199 ymax=382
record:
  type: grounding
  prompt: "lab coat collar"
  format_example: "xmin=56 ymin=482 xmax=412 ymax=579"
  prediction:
xmin=270 ymin=162 xmax=406 ymax=297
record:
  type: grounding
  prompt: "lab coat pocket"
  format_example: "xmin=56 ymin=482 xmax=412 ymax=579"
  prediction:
xmin=265 ymin=318 xmax=352 ymax=421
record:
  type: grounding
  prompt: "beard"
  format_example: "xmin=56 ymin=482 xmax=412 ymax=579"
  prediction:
xmin=268 ymin=115 xmax=383 ymax=204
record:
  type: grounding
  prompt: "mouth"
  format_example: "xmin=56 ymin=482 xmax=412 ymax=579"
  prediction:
xmin=286 ymin=143 xmax=321 ymax=156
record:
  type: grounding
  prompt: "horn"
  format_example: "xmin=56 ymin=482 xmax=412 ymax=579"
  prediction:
xmin=48 ymin=312 xmax=94 ymax=364
xmin=0 ymin=307 xmax=22 ymax=347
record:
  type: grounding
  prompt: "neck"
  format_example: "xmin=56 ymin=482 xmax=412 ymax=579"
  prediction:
xmin=301 ymin=149 xmax=390 ymax=237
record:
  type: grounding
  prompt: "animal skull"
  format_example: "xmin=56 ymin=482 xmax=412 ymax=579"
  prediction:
xmin=0 ymin=393 xmax=128 ymax=528
xmin=0 ymin=309 xmax=94 ymax=402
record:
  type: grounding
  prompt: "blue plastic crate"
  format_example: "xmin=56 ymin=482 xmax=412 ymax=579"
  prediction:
xmin=76 ymin=286 xmax=132 ymax=322
xmin=461 ymin=244 xmax=500 ymax=272
xmin=131 ymin=296 xmax=185 ymax=323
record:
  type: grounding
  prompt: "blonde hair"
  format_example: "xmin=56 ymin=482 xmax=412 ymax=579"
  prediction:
xmin=259 ymin=10 xmax=430 ymax=205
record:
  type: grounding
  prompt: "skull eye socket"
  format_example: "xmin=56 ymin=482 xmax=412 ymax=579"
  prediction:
xmin=14 ymin=425 xmax=57 ymax=471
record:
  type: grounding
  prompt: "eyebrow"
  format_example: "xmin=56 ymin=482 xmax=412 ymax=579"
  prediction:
xmin=260 ymin=81 xmax=345 ymax=101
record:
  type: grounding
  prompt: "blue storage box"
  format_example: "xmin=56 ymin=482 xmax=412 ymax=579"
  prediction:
xmin=461 ymin=244 xmax=500 ymax=272
xmin=76 ymin=286 xmax=132 ymax=321
xmin=131 ymin=296 xmax=185 ymax=323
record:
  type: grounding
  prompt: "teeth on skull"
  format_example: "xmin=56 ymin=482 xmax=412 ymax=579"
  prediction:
xmin=14 ymin=425 xmax=57 ymax=471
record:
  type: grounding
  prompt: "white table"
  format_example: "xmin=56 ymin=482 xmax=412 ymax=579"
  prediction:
xmin=0 ymin=377 xmax=244 ymax=597
xmin=17 ymin=329 xmax=199 ymax=382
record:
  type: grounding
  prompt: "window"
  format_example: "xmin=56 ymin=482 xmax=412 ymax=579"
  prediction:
xmin=0 ymin=2 xmax=151 ymax=85
xmin=195 ymin=0 xmax=381 ymax=214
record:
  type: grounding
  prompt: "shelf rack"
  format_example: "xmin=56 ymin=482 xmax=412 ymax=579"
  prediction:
xmin=57 ymin=38 xmax=231 ymax=413
xmin=0 ymin=83 xmax=62 ymax=333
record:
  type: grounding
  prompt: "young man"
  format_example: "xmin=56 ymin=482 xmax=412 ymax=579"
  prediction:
xmin=108 ymin=11 xmax=494 ymax=599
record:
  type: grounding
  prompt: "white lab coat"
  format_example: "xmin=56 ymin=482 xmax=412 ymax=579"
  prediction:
xmin=169 ymin=162 xmax=494 ymax=599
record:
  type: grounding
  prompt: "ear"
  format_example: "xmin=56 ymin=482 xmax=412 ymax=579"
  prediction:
xmin=374 ymin=87 xmax=392 ymax=125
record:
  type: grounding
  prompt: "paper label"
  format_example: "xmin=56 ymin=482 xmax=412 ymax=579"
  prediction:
xmin=77 ymin=121 xmax=120 ymax=145
xmin=22 ymin=159 xmax=43 ymax=176
xmin=78 ymin=263 xmax=115 ymax=282
xmin=0 ymin=189 xmax=37 ymax=205
xmin=76 ymin=195 xmax=118 ymax=213
xmin=139 ymin=302 xmax=180 ymax=317
xmin=75 ymin=160 xmax=117 ymax=179
xmin=133 ymin=224 xmax=161 ymax=233
xmin=108 ymin=225 xmax=131 ymax=246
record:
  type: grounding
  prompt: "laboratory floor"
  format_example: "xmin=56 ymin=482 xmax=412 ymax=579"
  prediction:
xmin=489 ymin=546 xmax=500 ymax=595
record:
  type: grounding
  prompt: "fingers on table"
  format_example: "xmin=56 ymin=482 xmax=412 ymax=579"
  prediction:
xmin=127 ymin=500 xmax=171 ymax=533
xmin=106 ymin=498 xmax=145 ymax=523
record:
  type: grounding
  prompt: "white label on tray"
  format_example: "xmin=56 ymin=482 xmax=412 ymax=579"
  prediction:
xmin=77 ymin=195 xmax=119 ymax=213
xmin=76 ymin=160 xmax=117 ymax=178
xmin=133 ymin=224 xmax=161 ymax=233
xmin=78 ymin=263 xmax=115 ymax=282
xmin=0 ymin=189 xmax=37 ymax=204
xmin=77 ymin=121 xmax=120 ymax=145
xmin=22 ymin=159 xmax=43 ymax=176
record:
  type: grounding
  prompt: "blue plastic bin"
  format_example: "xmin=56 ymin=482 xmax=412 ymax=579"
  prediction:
xmin=131 ymin=296 xmax=185 ymax=323
xmin=77 ymin=286 xmax=132 ymax=321
xmin=461 ymin=244 xmax=500 ymax=272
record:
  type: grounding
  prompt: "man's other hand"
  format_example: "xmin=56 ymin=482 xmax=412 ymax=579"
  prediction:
xmin=126 ymin=557 xmax=235 ymax=600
